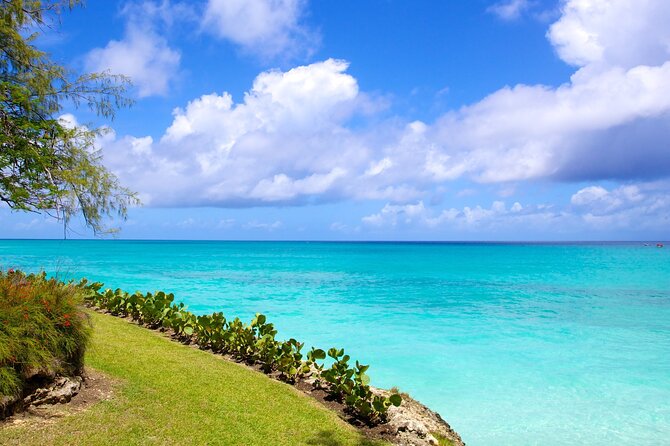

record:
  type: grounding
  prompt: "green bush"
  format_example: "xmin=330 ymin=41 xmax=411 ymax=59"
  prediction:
xmin=0 ymin=270 xmax=91 ymax=399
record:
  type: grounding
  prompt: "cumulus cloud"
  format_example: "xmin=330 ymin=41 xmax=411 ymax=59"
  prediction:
xmin=203 ymin=0 xmax=317 ymax=59
xmin=569 ymin=182 xmax=670 ymax=229
xmin=487 ymin=0 xmax=531 ymax=21
xmin=102 ymin=59 xmax=378 ymax=206
xmin=548 ymin=0 xmax=670 ymax=68
xmin=85 ymin=1 xmax=182 ymax=97
xmin=97 ymin=0 xmax=670 ymax=234
xmin=420 ymin=0 xmax=670 ymax=183
xmin=429 ymin=63 xmax=670 ymax=182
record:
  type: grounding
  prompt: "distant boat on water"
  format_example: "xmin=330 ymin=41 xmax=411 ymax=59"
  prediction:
xmin=657 ymin=243 xmax=664 ymax=248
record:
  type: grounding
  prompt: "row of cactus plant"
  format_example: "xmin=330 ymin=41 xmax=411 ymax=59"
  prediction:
xmin=78 ymin=279 xmax=401 ymax=421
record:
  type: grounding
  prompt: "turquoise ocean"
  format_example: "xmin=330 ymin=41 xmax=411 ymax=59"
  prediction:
xmin=1 ymin=240 xmax=669 ymax=445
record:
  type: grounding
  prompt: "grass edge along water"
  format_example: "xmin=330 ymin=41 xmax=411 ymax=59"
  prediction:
xmin=0 ymin=309 xmax=389 ymax=446
xmin=81 ymin=277 xmax=403 ymax=422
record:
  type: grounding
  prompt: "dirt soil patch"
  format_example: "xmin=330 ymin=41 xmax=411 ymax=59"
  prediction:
xmin=1 ymin=368 xmax=116 ymax=429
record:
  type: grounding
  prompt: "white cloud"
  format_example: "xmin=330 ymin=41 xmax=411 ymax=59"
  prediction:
xmin=571 ymin=184 xmax=647 ymax=216
xmin=248 ymin=168 xmax=347 ymax=201
xmin=548 ymin=0 xmax=670 ymax=68
xmin=102 ymin=59 xmax=373 ymax=206
xmin=571 ymin=185 xmax=611 ymax=206
xmin=365 ymin=158 xmax=393 ymax=177
xmin=85 ymin=1 xmax=182 ymax=97
xmin=361 ymin=199 xmax=564 ymax=230
xmin=487 ymin=0 xmax=531 ymax=21
xmin=203 ymin=0 xmax=317 ymax=59
xmin=572 ymin=183 xmax=670 ymax=229
xmin=362 ymin=182 xmax=670 ymax=234
xmin=244 ymin=220 xmax=282 ymax=230
xmin=163 ymin=59 xmax=358 ymax=142
xmin=97 ymin=0 xmax=670 ymax=222
xmin=58 ymin=113 xmax=78 ymax=129
xmin=423 ymin=0 xmax=670 ymax=183
xmin=362 ymin=201 xmax=429 ymax=227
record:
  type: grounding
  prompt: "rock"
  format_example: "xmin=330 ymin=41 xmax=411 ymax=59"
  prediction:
xmin=23 ymin=376 xmax=82 ymax=407
xmin=23 ymin=366 xmax=57 ymax=381
xmin=371 ymin=386 xmax=466 ymax=446
xmin=394 ymin=419 xmax=429 ymax=437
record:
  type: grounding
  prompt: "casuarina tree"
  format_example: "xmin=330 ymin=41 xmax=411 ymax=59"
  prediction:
xmin=0 ymin=0 xmax=138 ymax=235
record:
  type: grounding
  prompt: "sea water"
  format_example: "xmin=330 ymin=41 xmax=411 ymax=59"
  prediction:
xmin=1 ymin=240 xmax=668 ymax=446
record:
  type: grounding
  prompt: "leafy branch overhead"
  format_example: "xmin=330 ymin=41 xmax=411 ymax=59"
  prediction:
xmin=0 ymin=0 xmax=138 ymax=235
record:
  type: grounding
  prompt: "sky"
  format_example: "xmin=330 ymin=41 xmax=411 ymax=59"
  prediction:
xmin=2 ymin=0 xmax=670 ymax=241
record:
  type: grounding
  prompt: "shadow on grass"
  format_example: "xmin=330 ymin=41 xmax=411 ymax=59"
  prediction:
xmin=306 ymin=430 xmax=383 ymax=446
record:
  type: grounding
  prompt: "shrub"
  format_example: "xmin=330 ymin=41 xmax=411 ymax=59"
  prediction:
xmin=0 ymin=270 xmax=91 ymax=399
xmin=82 ymin=278 xmax=403 ymax=421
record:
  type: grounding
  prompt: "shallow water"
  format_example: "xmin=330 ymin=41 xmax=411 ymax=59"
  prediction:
xmin=1 ymin=240 xmax=669 ymax=445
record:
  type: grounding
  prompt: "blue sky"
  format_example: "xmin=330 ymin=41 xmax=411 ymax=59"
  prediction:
xmin=2 ymin=0 xmax=670 ymax=240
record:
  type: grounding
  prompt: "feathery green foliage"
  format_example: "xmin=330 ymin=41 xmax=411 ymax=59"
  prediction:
xmin=0 ymin=0 xmax=138 ymax=235
xmin=0 ymin=269 xmax=91 ymax=398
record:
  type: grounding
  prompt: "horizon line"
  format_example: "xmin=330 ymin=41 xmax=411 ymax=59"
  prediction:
xmin=0 ymin=238 xmax=667 ymax=244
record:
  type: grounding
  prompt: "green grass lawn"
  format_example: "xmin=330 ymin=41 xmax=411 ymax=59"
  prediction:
xmin=0 ymin=311 xmax=385 ymax=446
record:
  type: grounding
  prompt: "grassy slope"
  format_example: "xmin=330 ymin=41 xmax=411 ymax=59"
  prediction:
xmin=0 ymin=311 xmax=384 ymax=446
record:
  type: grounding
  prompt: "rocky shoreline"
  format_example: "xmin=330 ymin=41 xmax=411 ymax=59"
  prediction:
xmin=377 ymin=388 xmax=465 ymax=446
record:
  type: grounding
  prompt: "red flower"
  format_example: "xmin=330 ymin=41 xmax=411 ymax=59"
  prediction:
xmin=64 ymin=320 xmax=71 ymax=327
xmin=63 ymin=314 xmax=70 ymax=319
